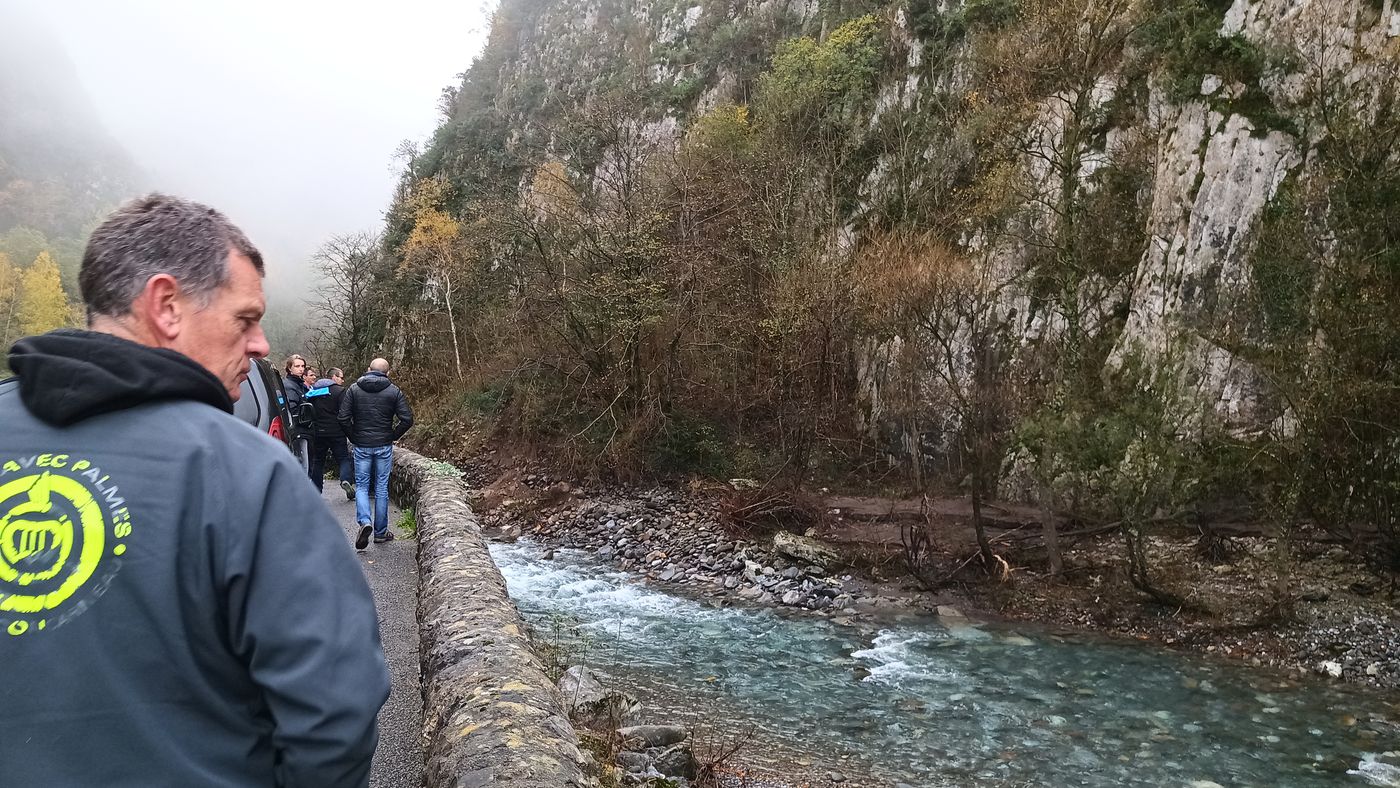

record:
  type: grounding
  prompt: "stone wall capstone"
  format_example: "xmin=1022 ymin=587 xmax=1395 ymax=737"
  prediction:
xmin=392 ymin=448 xmax=589 ymax=788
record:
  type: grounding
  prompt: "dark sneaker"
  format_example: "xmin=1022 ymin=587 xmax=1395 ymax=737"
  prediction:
xmin=355 ymin=524 xmax=372 ymax=550
xmin=340 ymin=480 xmax=355 ymax=500
xmin=373 ymin=532 xmax=395 ymax=544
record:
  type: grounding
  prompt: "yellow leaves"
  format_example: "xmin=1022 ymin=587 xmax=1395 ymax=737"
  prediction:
xmin=401 ymin=176 xmax=470 ymax=277
xmin=685 ymin=104 xmax=755 ymax=155
xmin=16 ymin=251 xmax=71 ymax=337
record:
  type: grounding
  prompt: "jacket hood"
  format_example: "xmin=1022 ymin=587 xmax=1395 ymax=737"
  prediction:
xmin=312 ymin=377 xmax=336 ymax=389
xmin=7 ymin=329 xmax=233 ymax=426
xmin=355 ymin=371 xmax=393 ymax=393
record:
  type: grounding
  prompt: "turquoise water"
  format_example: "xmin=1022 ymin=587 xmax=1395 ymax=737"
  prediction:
xmin=491 ymin=541 xmax=1400 ymax=787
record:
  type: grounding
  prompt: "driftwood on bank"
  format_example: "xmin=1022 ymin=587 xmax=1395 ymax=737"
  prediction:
xmin=823 ymin=495 xmax=1059 ymax=530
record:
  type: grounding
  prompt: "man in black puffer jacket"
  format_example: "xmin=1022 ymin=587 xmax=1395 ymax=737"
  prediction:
xmin=338 ymin=358 xmax=413 ymax=550
xmin=305 ymin=368 xmax=353 ymax=497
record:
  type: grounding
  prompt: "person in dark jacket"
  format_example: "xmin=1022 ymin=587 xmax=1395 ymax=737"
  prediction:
xmin=338 ymin=358 xmax=413 ymax=550
xmin=282 ymin=353 xmax=308 ymax=407
xmin=306 ymin=367 xmax=354 ymax=497
xmin=0 ymin=194 xmax=389 ymax=787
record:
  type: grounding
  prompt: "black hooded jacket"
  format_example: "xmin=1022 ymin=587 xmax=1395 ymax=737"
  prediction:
xmin=0 ymin=329 xmax=389 ymax=787
xmin=338 ymin=371 xmax=413 ymax=448
xmin=283 ymin=372 xmax=307 ymax=407
xmin=305 ymin=377 xmax=346 ymax=438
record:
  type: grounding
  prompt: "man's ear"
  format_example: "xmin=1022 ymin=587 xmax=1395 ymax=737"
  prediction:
xmin=130 ymin=274 xmax=184 ymax=344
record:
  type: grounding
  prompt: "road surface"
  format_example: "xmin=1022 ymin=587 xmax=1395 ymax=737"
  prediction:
xmin=322 ymin=484 xmax=424 ymax=788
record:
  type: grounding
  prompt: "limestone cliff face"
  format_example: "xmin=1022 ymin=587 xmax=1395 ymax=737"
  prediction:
xmin=1111 ymin=0 xmax=1396 ymax=429
xmin=418 ymin=0 xmax=1398 ymax=481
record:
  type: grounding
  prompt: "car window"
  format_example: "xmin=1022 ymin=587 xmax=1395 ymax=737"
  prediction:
xmin=232 ymin=360 xmax=264 ymax=428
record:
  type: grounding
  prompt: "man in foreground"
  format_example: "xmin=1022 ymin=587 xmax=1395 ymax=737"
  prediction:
xmin=0 ymin=194 xmax=390 ymax=787
xmin=339 ymin=357 xmax=413 ymax=550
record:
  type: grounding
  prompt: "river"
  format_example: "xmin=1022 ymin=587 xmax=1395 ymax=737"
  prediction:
xmin=491 ymin=540 xmax=1400 ymax=787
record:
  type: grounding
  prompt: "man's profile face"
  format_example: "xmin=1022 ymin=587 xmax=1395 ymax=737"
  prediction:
xmin=171 ymin=251 xmax=270 ymax=401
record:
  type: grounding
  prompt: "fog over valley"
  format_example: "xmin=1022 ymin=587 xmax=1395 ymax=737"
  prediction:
xmin=2 ymin=0 xmax=492 ymax=346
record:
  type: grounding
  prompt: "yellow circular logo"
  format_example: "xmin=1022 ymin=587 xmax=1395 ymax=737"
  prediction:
xmin=0 ymin=471 xmax=111 ymax=635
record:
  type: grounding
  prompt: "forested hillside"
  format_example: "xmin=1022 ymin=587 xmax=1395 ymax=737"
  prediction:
xmin=0 ymin=15 xmax=137 ymax=354
xmin=333 ymin=0 xmax=1400 ymax=586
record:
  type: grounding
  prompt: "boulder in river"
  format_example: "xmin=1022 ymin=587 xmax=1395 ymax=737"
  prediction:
xmin=652 ymin=744 xmax=698 ymax=780
xmin=557 ymin=666 xmax=642 ymax=728
xmin=618 ymin=724 xmax=688 ymax=748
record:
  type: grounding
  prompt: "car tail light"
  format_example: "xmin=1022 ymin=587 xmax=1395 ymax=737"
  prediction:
xmin=269 ymin=415 xmax=285 ymax=441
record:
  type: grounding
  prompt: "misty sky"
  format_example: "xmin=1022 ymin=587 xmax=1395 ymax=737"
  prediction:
xmin=15 ymin=0 xmax=494 ymax=293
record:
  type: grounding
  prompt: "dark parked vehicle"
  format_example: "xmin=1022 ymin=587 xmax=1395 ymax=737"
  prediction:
xmin=234 ymin=356 xmax=311 ymax=471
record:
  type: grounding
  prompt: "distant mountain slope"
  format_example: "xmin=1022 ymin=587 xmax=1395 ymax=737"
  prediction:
xmin=0 ymin=8 xmax=137 ymax=242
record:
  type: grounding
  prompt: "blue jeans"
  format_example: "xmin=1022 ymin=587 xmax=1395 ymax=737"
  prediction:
xmin=352 ymin=444 xmax=392 ymax=536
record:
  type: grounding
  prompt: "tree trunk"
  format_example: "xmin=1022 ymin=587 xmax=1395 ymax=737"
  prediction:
xmin=1039 ymin=446 xmax=1064 ymax=577
xmin=970 ymin=455 xmax=997 ymax=574
xmin=1124 ymin=522 xmax=1184 ymax=607
xmin=442 ymin=270 xmax=463 ymax=379
xmin=1043 ymin=505 xmax=1064 ymax=578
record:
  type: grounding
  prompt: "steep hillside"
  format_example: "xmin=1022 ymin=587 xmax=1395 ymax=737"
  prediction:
xmin=371 ymin=0 xmax=1399 ymax=581
xmin=0 ymin=15 xmax=136 ymax=238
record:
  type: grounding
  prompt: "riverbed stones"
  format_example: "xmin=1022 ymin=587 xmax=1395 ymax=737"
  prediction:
xmin=477 ymin=477 xmax=867 ymax=628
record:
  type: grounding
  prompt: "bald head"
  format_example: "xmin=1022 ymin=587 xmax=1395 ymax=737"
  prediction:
xmin=369 ymin=358 xmax=390 ymax=373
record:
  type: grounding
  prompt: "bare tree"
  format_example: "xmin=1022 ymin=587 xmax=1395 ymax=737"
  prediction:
xmin=858 ymin=230 xmax=1019 ymax=579
xmin=309 ymin=231 xmax=384 ymax=368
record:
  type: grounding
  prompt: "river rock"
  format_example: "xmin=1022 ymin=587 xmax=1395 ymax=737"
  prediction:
xmin=557 ymin=666 xmax=641 ymax=728
xmin=772 ymin=531 xmax=840 ymax=568
xmin=653 ymin=744 xmax=698 ymax=780
xmin=1316 ymin=660 xmax=1344 ymax=678
xmin=618 ymin=724 xmax=688 ymax=748
xmin=614 ymin=750 xmax=650 ymax=773
xmin=781 ymin=590 xmax=804 ymax=606
xmin=936 ymin=605 xmax=966 ymax=619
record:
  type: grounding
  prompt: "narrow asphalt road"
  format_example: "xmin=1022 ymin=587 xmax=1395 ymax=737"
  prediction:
xmin=321 ymin=483 xmax=424 ymax=788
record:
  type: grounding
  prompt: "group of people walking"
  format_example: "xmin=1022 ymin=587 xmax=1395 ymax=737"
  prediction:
xmin=280 ymin=353 xmax=414 ymax=551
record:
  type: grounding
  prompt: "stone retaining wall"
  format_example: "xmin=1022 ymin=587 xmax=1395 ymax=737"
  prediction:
xmin=392 ymin=448 xmax=588 ymax=788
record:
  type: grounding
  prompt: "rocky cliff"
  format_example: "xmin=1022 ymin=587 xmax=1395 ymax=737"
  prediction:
xmin=388 ymin=0 xmax=1399 ymax=502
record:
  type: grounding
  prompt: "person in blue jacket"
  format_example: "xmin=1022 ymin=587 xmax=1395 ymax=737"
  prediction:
xmin=306 ymin=367 xmax=354 ymax=497
xmin=0 ymin=194 xmax=390 ymax=787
